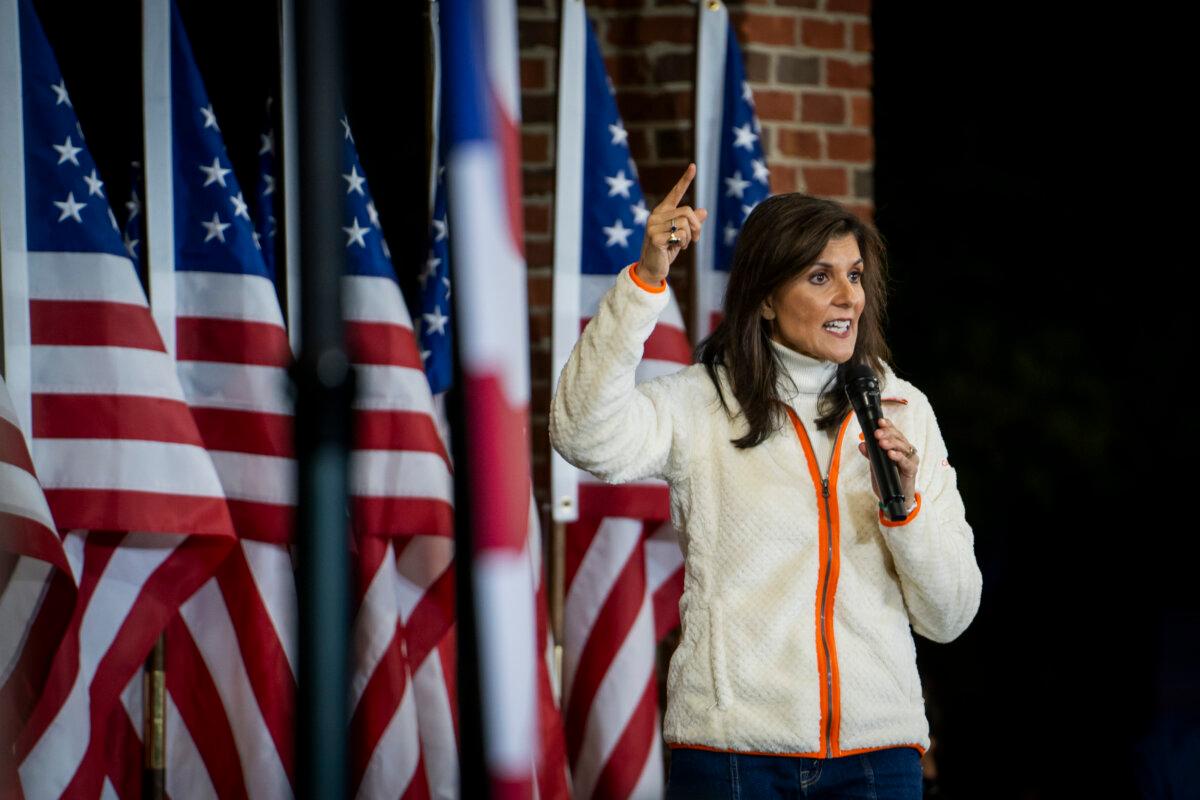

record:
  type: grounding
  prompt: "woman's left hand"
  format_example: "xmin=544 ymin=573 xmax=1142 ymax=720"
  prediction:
xmin=857 ymin=417 xmax=919 ymax=509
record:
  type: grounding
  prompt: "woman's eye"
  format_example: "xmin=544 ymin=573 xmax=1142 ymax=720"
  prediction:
xmin=809 ymin=272 xmax=827 ymax=284
xmin=849 ymin=271 xmax=863 ymax=282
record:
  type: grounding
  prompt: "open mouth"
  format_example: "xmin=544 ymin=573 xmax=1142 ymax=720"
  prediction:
xmin=822 ymin=319 xmax=851 ymax=335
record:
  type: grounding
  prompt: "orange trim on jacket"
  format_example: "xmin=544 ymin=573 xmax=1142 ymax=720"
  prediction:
xmin=880 ymin=492 xmax=922 ymax=527
xmin=784 ymin=406 xmax=855 ymax=758
xmin=669 ymin=741 xmax=928 ymax=759
xmin=626 ymin=262 xmax=667 ymax=294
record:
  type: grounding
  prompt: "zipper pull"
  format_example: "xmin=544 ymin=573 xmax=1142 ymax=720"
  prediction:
xmin=822 ymin=477 xmax=830 ymax=499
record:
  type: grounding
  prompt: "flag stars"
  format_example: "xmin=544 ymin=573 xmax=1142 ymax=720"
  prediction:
xmin=724 ymin=170 xmax=750 ymax=199
xmin=201 ymin=212 xmax=231 ymax=243
xmin=53 ymin=192 xmax=86 ymax=223
xmin=229 ymin=191 xmax=250 ymax=220
xmin=126 ymin=191 xmax=141 ymax=220
xmin=751 ymin=158 xmax=770 ymax=185
xmin=603 ymin=218 xmax=633 ymax=248
xmin=420 ymin=255 xmax=441 ymax=287
xmin=199 ymin=104 xmax=220 ymax=130
xmin=741 ymin=201 xmax=759 ymax=221
xmin=609 ymin=121 xmax=629 ymax=147
xmin=742 ymin=80 xmax=754 ymax=104
xmin=124 ymin=232 xmax=139 ymax=258
xmin=82 ymin=169 xmax=105 ymax=197
xmin=724 ymin=222 xmax=738 ymax=246
xmin=431 ymin=215 xmax=447 ymax=241
xmin=732 ymin=123 xmax=758 ymax=151
xmin=367 ymin=201 xmax=381 ymax=228
xmin=340 ymin=116 xmax=354 ymax=142
xmin=605 ymin=169 xmax=634 ymax=199
xmin=51 ymin=79 xmax=72 ymax=107
xmin=343 ymin=216 xmax=370 ymax=248
xmin=107 ymin=207 xmax=119 ymax=231
xmin=343 ymin=165 xmax=366 ymax=196
xmin=261 ymin=174 xmax=275 ymax=196
xmin=53 ymin=136 xmax=82 ymax=166
xmin=259 ymin=131 xmax=275 ymax=155
xmin=199 ymin=157 xmax=231 ymax=187
xmin=631 ymin=199 xmax=649 ymax=226
xmin=442 ymin=276 xmax=451 ymax=299
xmin=423 ymin=305 xmax=449 ymax=336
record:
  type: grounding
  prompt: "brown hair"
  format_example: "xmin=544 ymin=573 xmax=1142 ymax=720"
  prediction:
xmin=695 ymin=193 xmax=892 ymax=448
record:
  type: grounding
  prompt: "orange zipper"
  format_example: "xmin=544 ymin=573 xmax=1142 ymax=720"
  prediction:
xmin=785 ymin=407 xmax=854 ymax=758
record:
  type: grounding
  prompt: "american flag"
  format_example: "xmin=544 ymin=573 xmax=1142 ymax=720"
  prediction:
xmin=694 ymin=6 xmax=771 ymax=341
xmin=440 ymin=0 xmax=547 ymax=795
xmin=420 ymin=115 xmax=570 ymax=800
xmin=121 ymin=160 xmax=143 ymax=270
xmin=158 ymin=5 xmax=298 ymax=797
xmin=8 ymin=1 xmax=237 ymax=796
xmin=550 ymin=8 xmax=687 ymax=798
xmin=338 ymin=115 xmax=458 ymax=799
xmin=254 ymin=97 xmax=277 ymax=281
xmin=0 ymin=375 xmax=75 ymax=796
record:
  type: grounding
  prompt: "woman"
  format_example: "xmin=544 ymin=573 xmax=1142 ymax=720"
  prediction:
xmin=550 ymin=164 xmax=982 ymax=799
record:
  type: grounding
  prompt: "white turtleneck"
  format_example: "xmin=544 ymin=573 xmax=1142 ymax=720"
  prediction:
xmin=770 ymin=338 xmax=840 ymax=475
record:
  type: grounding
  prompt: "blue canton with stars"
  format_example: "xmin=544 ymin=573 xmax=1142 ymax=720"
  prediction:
xmin=122 ymin=161 xmax=143 ymax=269
xmin=420 ymin=163 xmax=453 ymax=395
xmin=171 ymin=1 xmax=268 ymax=279
xmin=339 ymin=116 xmax=400 ymax=280
xmin=715 ymin=24 xmax=771 ymax=273
xmin=20 ymin=0 xmax=125 ymax=258
xmin=582 ymin=16 xmax=648 ymax=275
xmin=255 ymin=97 xmax=278 ymax=281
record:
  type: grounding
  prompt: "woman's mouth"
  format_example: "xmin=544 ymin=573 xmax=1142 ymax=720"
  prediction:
xmin=822 ymin=319 xmax=852 ymax=337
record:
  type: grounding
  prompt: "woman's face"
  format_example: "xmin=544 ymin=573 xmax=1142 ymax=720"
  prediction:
xmin=762 ymin=233 xmax=865 ymax=364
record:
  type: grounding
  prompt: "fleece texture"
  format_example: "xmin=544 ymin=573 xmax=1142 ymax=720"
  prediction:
xmin=549 ymin=265 xmax=982 ymax=758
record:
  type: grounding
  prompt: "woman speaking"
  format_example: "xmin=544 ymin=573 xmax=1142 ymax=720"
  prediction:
xmin=550 ymin=164 xmax=982 ymax=799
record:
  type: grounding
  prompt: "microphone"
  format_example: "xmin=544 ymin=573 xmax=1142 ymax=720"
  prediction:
xmin=840 ymin=363 xmax=908 ymax=521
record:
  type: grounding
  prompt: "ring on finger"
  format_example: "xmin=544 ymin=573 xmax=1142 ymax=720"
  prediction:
xmin=905 ymin=445 xmax=916 ymax=458
xmin=669 ymin=219 xmax=678 ymax=233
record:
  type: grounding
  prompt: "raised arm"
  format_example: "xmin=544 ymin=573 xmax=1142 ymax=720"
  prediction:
xmin=549 ymin=165 xmax=708 ymax=484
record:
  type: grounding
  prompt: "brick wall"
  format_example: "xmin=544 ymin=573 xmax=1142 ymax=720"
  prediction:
xmin=518 ymin=0 xmax=874 ymax=524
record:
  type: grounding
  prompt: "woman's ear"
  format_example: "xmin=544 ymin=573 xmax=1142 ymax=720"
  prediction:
xmin=761 ymin=296 xmax=776 ymax=321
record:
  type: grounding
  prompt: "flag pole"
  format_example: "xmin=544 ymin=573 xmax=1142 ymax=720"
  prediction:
xmin=693 ymin=0 xmax=726 ymax=345
xmin=142 ymin=638 xmax=166 ymax=800
xmin=292 ymin=0 xmax=353 ymax=797
xmin=0 ymin=0 xmax=32 ymax=439
xmin=140 ymin=4 xmax=173 ymax=792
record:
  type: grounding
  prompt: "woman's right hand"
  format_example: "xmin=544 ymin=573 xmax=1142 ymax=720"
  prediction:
xmin=635 ymin=163 xmax=708 ymax=286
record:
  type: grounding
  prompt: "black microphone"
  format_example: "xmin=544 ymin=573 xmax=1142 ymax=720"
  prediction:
xmin=840 ymin=364 xmax=908 ymax=521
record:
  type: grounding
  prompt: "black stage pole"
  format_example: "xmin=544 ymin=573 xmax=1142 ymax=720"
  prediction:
xmin=291 ymin=0 xmax=352 ymax=796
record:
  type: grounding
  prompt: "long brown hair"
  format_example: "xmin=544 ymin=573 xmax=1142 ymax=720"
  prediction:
xmin=695 ymin=193 xmax=892 ymax=448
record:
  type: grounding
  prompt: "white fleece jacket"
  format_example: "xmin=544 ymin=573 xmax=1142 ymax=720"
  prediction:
xmin=549 ymin=265 xmax=982 ymax=758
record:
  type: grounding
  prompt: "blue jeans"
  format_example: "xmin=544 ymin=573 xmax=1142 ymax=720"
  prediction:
xmin=666 ymin=746 xmax=922 ymax=799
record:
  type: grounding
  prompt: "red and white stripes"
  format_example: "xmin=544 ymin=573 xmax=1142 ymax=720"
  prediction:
xmin=167 ymin=263 xmax=298 ymax=800
xmin=15 ymin=248 xmax=236 ymax=798
xmin=344 ymin=272 xmax=457 ymax=799
xmin=0 ymin=376 xmax=73 ymax=797
xmin=560 ymin=272 xmax=690 ymax=800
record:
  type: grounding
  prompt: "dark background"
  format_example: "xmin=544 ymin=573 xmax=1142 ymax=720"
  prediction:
xmin=875 ymin=3 xmax=1195 ymax=797
xmin=34 ymin=1 xmax=1197 ymax=797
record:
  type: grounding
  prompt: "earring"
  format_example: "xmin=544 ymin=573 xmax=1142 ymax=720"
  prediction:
xmin=762 ymin=308 xmax=776 ymax=321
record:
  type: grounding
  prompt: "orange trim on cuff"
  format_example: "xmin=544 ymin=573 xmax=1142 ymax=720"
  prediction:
xmin=879 ymin=492 xmax=922 ymax=527
xmin=627 ymin=262 xmax=667 ymax=293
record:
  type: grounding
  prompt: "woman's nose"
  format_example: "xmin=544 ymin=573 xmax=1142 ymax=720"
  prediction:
xmin=832 ymin=276 xmax=855 ymax=305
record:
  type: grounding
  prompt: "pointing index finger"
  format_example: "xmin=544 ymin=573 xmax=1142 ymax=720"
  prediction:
xmin=657 ymin=163 xmax=696 ymax=211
